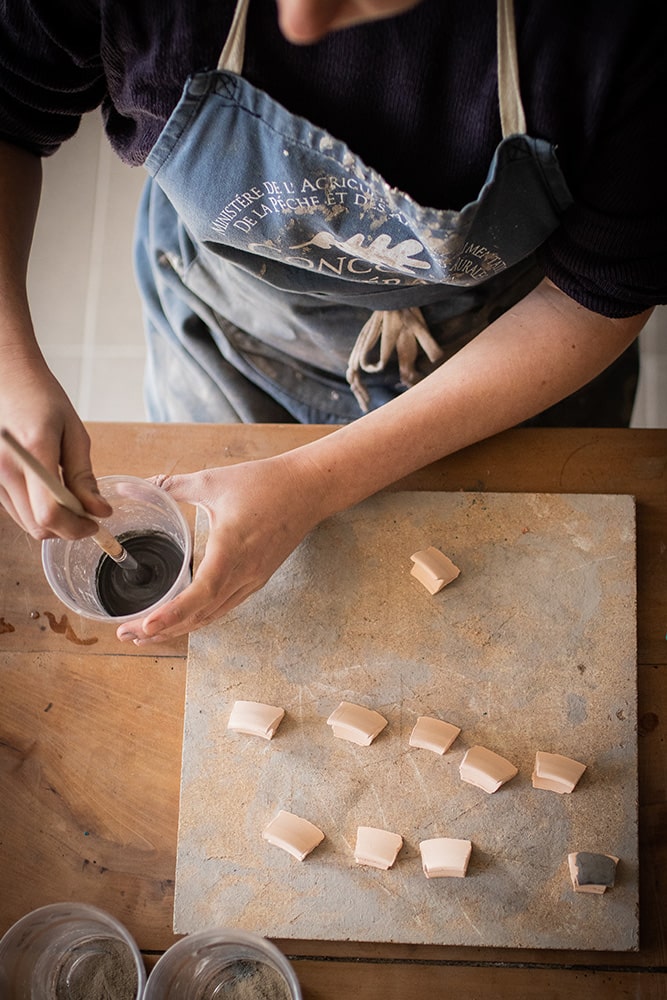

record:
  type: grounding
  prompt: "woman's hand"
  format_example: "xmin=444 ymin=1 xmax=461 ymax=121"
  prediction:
xmin=116 ymin=450 xmax=327 ymax=643
xmin=0 ymin=351 xmax=111 ymax=539
xmin=276 ymin=0 xmax=422 ymax=44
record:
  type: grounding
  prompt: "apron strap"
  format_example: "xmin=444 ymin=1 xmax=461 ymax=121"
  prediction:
xmin=497 ymin=0 xmax=527 ymax=136
xmin=346 ymin=308 xmax=444 ymax=413
xmin=217 ymin=0 xmax=250 ymax=73
xmin=218 ymin=0 xmax=527 ymax=137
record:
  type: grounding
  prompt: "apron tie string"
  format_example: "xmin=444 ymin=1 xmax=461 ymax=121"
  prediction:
xmin=346 ymin=308 xmax=444 ymax=413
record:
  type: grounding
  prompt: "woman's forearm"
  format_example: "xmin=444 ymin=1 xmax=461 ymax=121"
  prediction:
xmin=132 ymin=279 xmax=650 ymax=641
xmin=290 ymin=279 xmax=651 ymax=519
xmin=0 ymin=140 xmax=42 ymax=351
xmin=0 ymin=142 xmax=112 ymax=536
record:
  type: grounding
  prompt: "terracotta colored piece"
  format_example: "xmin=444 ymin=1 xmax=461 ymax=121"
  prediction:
xmin=262 ymin=809 xmax=325 ymax=861
xmin=354 ymin=826 xmax=403 ymax=870
xmin=326 ymin=701 xmax=388 ymax=746
xmin=227 ymin=700 xmax=285 ymax=740
xmin=420 ymin=837 xmax=472 ymax=878
xmin=532 ymin=751 xmax=587 ymax=793
xmin=459 ymin=745 xmax=518 ymax=793
xmin=568 ymin=851 xmax=619 ymax=894
xmin=409 ymin=716 xmax=461 ymax=754
xmin=410 ymin=547 xmax=460 ymax=595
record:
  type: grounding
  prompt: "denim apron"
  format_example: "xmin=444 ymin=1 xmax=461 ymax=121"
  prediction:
xmin=136 ymin=0 xmax=573 ymax=423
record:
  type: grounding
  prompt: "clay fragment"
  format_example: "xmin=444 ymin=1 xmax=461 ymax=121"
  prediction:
xmin=410 ymin=547 xmax=460 ymax=595
xmin=326 ymin=701 xmax=388 ymax=746
xmin=262 ymin=809 xmax=325 ymax=861
xmin=532 ymin=751 xmax=587 ymax=793
xmin=459 ymin=745 xmax=518 ymax=793
xmin=354 ymin=826 xmax=403 ymax=870
xmin=227 ymin=700 xmax=285 ymax=740
xmin=409 ymin=716 xmax=461 ymax=754
xmin=568 ymin=851 xmax=618 ymax=893
xmin=420 ymin=837 xmax=472 ymax=878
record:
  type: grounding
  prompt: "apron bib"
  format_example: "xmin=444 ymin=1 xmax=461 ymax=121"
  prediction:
xmin=137 ymin=0 xmax=572 ymax=422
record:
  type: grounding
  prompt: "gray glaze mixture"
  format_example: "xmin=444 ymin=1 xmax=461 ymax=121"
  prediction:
xmin=95 ymin=531 xmax=184 ymax=616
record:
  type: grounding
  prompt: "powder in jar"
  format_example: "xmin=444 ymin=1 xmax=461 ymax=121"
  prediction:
xmin=52 ymin=937 xmax=138 ymax=1000
xmin=192 ymin=958 xmax=293 ymax=999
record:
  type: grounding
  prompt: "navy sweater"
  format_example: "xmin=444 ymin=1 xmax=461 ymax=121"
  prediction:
xmin=1 ymin=0 xmax=665 ymax=317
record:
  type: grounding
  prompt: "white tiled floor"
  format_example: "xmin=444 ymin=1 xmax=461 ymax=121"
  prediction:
xmin=28 ymin=113 xmax=667 ymax=428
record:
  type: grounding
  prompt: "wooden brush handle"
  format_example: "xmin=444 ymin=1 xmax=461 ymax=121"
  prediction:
xmin=90 ymin=526 xmax=125 ymax=559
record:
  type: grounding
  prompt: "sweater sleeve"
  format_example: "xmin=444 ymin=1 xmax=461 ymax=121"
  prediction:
xmin=535 ymin=2 xmax=667 ymax=317
xmin=0 ymin=0 xmax=105 ymax=157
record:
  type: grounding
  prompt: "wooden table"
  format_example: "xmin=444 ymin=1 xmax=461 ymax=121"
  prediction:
xmin=1 ymin=424 xmax=665 ymax=998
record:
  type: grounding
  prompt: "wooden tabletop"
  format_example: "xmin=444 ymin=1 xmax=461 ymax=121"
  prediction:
xmin=1 ymin=424 xmax=665 ymax=998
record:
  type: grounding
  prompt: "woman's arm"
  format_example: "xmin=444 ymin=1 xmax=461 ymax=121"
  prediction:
xmin=0 ymin=140 xmax=111 ymax=537
xmin=122 ymin=277 xmax=650 ymax=642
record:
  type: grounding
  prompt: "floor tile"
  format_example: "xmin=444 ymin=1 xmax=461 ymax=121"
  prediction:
xmin=80 ymin=350 xmax=147 ymax=422
xmin=90 ymin=141 xmax=147 ymax=352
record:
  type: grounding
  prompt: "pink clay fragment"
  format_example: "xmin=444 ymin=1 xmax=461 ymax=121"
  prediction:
xmin=262 ymin=809 xmax=325 ymax=861
xmin=227 ymin=700 xmax=285 ymax=740
xmin=326 ymin=701 xmax=388 ymax=746
xmin=567 ymin=851 xmax=619 ymax=894
xmin=420 ymin=837 xmax=472 ymax=878
xmin=410 ymin=547 xmax=460 ymax=595
xmin=532 ymin=751 xmax=587 ymax=793
xmin=354 ymin=826 xmax=403 ymax=870
xmin=409 ymin=716 xmax=461 ymax=754
xmin=459 ymin=745 xmax=518 ymax=793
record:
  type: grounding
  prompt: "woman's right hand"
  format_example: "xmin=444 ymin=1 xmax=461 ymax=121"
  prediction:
xmin=0 ymin=348 xmax=111 ymax=540
xmin=0 ymin=142 xmax=109 ymax=540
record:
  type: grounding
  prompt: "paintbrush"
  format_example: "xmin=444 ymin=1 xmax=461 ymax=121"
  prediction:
xmin=0 ymin=426 xmax=147 ymax=579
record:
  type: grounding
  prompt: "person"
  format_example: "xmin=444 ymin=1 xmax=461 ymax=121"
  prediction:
xmin=0 ymin=0 xmax=664 ymax=643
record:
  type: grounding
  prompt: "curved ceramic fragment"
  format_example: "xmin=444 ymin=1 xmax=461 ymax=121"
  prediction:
xmin=326 ymin=701 xmax=388 ymax=746
xmin=420 ymin=837 xmax=472 ymax=878
xmin=409 ymin=716 xmax=461 ymax=754
xmin=262 ymin=810 xmax=325 ymax=861
xmin=532 ymin=751 xmax=587 ymax=793
xmin=459 ymin=745 xmax=518 ymax=793
xmin=227 ymin=700 xmax=285 ymax=740
xmin=568 ymin=851 xmax=618 ymax=893
xmin=410 ymin=547 xmax=460 ymax=595
xmin=354 ymin=826 xmax=403 ymax=870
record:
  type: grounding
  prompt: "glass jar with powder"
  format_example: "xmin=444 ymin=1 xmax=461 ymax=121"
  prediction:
xmin=143 ymin=928 xmax=302 ymax=1000
xmin=0 ymin=902 xmax=146 ymax=1000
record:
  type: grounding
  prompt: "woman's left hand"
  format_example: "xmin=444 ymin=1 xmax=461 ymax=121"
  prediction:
xmin=116 ymin=451 xmax=325 ymax=643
